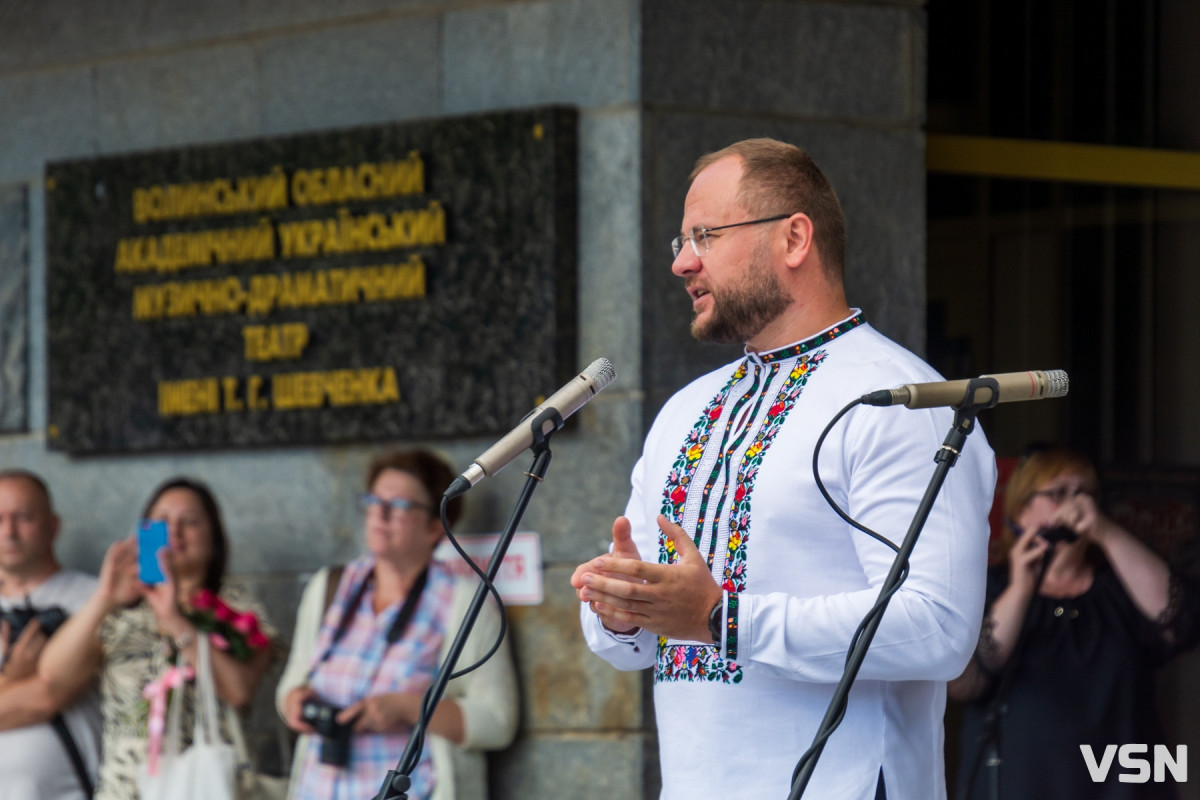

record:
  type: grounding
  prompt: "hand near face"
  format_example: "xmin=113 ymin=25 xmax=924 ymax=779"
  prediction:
xmin=575 ymin=514 xmax=721 ymax=642
xmin=142 ymin=548 xmax=188 ymax=630
xmin=97 ymin=537 xmax=144 ymax=610
xmin=1050 ymin=491 xmax=1108 ymax=545
xmin=1007 ymin=527 xmax=1050 ymax=596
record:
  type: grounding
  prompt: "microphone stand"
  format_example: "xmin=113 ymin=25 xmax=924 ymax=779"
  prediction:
xmin=372 ymin=410 xmax=562 ymax=800
xmin=787 ymin=379 xmax=997 ymax=800
xmin=957 ymin=536 xmax=1058 ymax=800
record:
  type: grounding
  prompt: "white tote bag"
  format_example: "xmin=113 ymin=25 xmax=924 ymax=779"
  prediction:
xmin=225 ymin=702 xmax=290 ymax=800
xmin=138 ymin=637 xmax=238 ymax=800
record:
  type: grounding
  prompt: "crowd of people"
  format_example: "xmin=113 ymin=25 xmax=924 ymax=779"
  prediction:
xmin=0 ymin=449 xmax=518 ymax=800
xmin=2 ymin=136 xmax=1197 ymax=800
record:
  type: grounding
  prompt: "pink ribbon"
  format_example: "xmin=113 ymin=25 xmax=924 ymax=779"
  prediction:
xmin=141 ymin=664 xmax=194 ymax=776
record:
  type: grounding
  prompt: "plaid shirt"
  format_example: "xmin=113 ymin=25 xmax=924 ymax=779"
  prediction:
xmin=293 ymin=557 xmax=454 ymax=800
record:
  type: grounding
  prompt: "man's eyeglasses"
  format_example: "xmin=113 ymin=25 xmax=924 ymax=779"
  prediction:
xmin=358 ymin=493 xmax=432 ymax=519
xmin=670 ymin=214 xmax=793 ymax=258
xmin=1030 ymin=485 xmax=1091 ymax=505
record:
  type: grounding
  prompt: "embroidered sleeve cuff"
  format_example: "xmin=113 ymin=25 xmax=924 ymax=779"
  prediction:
xmin=724 ymin=591 xmax=740 ymax=660
xmin=730 ymin=591 xmax=750 ymax=662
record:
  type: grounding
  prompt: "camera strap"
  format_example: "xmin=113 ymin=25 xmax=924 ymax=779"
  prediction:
xmin=50 ymin=714 xmax=94 ymax=798
xmin=322 ymin=565 xmax=345 ymax=618
xmin=315 ymin=565 xmax=430 ymax=669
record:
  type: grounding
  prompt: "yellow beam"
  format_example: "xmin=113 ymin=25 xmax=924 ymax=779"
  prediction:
xmin=926 ymin=134 xmax=1200 ymax=191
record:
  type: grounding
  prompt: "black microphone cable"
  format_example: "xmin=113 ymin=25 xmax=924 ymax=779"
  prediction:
xmin=404 ymin=496 xmax=510 ymax=772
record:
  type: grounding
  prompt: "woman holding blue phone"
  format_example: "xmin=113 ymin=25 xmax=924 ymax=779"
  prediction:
xmin=39 ymin=477 xmax=276 ymax=800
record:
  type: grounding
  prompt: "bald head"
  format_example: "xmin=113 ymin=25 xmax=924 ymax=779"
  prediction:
xmin=0 ymin=470 xmax=61 ymax=586
xmin=0 ymin=471 xmax=54 ymax=516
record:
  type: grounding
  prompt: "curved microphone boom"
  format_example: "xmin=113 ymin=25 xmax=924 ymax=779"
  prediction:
xmin=862 ymin=369 xmax=1069 ymax=409
xmin=445 ymin=358 xmax=617 ymax=499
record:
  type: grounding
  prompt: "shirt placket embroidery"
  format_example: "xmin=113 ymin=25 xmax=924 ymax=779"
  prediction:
xmin=655 ymin=346 xmax=835 ymax=682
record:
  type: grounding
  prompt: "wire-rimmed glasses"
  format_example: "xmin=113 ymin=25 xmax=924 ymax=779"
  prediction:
xmin=671 ymin=214 xmax=793 ymax=258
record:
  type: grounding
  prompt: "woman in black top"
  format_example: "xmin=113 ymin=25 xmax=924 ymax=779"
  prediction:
xmin=950 ymin=446 xmax=1199 ymax=800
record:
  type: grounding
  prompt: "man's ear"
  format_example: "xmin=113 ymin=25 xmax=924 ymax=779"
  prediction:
xmin=783 ymin=213 xmax=815 ymax=269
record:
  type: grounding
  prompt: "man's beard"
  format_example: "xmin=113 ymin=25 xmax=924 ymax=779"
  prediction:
xmin=690 ymin=248 xmax=792 ymax=344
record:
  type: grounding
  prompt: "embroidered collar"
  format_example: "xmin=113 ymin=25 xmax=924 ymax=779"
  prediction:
xmin=746 ymin=310 xmax=866 ymax=364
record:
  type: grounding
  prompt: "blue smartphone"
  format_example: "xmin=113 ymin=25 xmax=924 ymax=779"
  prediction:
xmin=137 ymin=519 xmax=168 ymax=585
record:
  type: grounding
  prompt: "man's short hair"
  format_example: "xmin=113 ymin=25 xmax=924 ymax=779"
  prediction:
xmin=0 ymin=469 xmax=54 ymax=515
xmin=690 ymin=138 xmax=847 ymax=277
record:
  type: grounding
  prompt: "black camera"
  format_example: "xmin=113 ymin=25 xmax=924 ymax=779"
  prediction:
xmin=0 ymin=603 xmax=68 ymax=643
xmin=300 ymin=698 xmax=353 ymax=767
xmin=1039 ymin=525 xmax=1079 ymax=544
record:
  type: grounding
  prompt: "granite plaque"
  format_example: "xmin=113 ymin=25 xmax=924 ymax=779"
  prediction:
xmin=45 ymin=107 xmax=578 ymax=453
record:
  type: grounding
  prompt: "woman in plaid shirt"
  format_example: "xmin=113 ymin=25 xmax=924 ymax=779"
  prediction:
xmin=278 ymin=449 xmax=518 ymax=800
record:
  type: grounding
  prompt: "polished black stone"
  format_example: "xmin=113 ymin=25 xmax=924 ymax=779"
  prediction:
xmin=45 ymin=107 xmax=578 ymax=453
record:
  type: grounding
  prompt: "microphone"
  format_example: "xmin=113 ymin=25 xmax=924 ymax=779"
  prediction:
xmin=445 ymin=358 xmax=617 ymax=498
xmin=862 ymin=369 xmax=1069 ymax=409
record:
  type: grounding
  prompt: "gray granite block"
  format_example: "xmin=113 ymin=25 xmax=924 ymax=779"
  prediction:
xmin=0 ymin=0 xmax=447 ymax=73
xmin=0 ymin=70 xmax=96 ymax=184
xmin=238 ymin=0 xmax=436 ymax=33
xmin=25 ymin=184 xmax=46 ymax=433
xmin=0 ymin=0 xmax=247 ymax=72
xmin=257 ymin=15 xmax=442 ymax=136
xmin=642 ymin=0 xmax=922 ymax=124
xmin=577 ymin=111 xmax=644 ymax=381
xmin=443 ymin=0 xmax=638 ymax=114
xmin=94 ymin=44 xmax=261 ymax=153
xmin=490 ymin=731 xmax=647 ymax=800
xmin=507 ymin=564 xmax=643 ymax=730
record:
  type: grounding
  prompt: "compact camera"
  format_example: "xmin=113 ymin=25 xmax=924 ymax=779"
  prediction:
xmin=1039 ymin=525 xmax=1079 ymax=544
xmin=0 ymin=604 xmax=68 ymax=642
xmin=300 ymin=698 xmax=353 ymax=767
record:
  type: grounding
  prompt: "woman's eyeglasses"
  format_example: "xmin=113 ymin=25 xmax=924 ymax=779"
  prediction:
xmin=1029 ymin=485 xmax=1090 ymax=505
xmin=357 ymin=493 xmax=432 ymax=519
